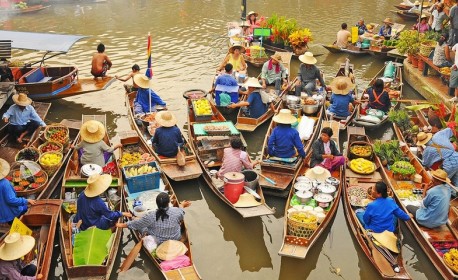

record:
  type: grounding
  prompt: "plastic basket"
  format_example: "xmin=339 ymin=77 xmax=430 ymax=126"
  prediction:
xmin=39 ymin=151 xmax=63 ymax=175
xmin=122 ymin=161 xmax=160 ymax=194
xmin=44 ymin=124 xmax=70 ymax=147
xmin=191 ymin=99 xmax=213 ymax=122
xmin=287 ymin=211 xmax=317 ymax=238
xmin=38 ymin=141 xmax=63 ymax=154
xmin=15 ymin=147 xmax=40 ymax=162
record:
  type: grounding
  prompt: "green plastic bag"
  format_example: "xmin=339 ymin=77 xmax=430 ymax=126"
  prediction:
xmin=219 ymin=92 xmax=231 ymax=106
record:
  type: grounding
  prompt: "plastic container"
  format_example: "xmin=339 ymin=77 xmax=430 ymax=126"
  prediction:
xmin=241 ymin=170 xmax=258 ymax=190
xmin=223 ymin=172 xmax=245 ymax=204
xmin=191 ymin=98 xmax=213 ymax=122
xmin=123 ymin=161 xmax=161 ymax=194
xmin=383 ymin=61 xmax=395 ymax=79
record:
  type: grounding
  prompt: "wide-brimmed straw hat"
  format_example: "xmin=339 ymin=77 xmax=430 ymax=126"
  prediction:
xmin=233 ymin=193 xmax=262 ymax=208
xmin=0 ymin=232 xmax=35 ymax=261
xmin=273 ymin=109 xmax=297 ymax=124
xmin=247 ymin=11 xmax=258 ymax=17
xmin=85 ymin=173 xmax=112 ymax=197
xmin=371 ymin=230 xmax=399 ymax=253
xmin=299 ymin=52 xmax=317 ymax=65
xmin=330 ymin=76 xmax=355 ymax=95
xmin=0 ymin=158 xmax=10 ymax=180
xmin=133 ymin=74 xmax=153 ymax=89
xmin=156 ymin=240 xmax=188 ymax=261
xmin=420 ymin=14 xmax=428 ymax=19
xmin=243 ymin=77 xmax=262 ymax=88
xmin=304 ymin=166 xmax=331 ymax=182
xmin=431 ymin=169 xmax=451 ymax=184
xmin=155 ymin=111 xmax=177 ymax=127
xmin=229 ymin=44 xmax=246 ymax=54
xmin=80 ymin=120 xmax=105 ymax=143
xmin=383 ymin=18 xmax=394 ymax=25
xmin=413 ymin=1 xmax=420 ymax=5
xmin=271 ymin=53 xmax=283 ymax=62
xmin=12 ymin=93 xmax=32 ymax=106
xmin=416 ymin=132 xmax=432 ymax=146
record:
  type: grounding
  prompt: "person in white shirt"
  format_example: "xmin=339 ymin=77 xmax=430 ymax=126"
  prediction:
xmin=431 ymin=3 xmax=448 ymax=32
xmin=335 ymin=23 xmax=352 ymax=48
xmin=448 ymin=43 xmax=458 ymax=103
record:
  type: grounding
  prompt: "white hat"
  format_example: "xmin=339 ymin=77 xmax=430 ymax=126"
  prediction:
xmin=134 ymin=74 xmax=153 ymax=89
xmin=85 ymin=174 xmax=112 ymax=197
xmin=273 ymin=109 xmax=297 ymax=124
xmin=304 ymin=166 xmax=331 ymax=182
xmin=0 ymin=232 xmax=35 ymax=261
xmin=233 ymin=193 xmax=261 ymax=208
xmin=299 ymin=52 xmax=317 ymax=65
xmin=155 ymin=111 xmax=177 ymax=127
xmin=80 ymin=120 xmax=105 ymax=143
xmin=0 ymin=158 xmax=10 ymax=180
xmin=156 ymin=240 xmax=188 ymax=261
xmin=243 ymin=77 xmax=262 ymax=88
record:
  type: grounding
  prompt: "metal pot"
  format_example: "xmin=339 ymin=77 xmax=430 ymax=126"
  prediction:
xmin=294 ymin=181 xmax=312 ymax=192
xmin=286 ymin=95 xmax=300 ymax=106
xmin=288 ymin=104 xmax=302 ymax=116
xmin=81 ymin=164 xmax=102 ymax=178
xmin=296 ymin=190 xmax=313 ymax=204
xmin=241 ymin=170 xmax=259 ymax=190
xmin=314 ymin=193 xmax=333 ymax=208
xmin=302 ymin=103 xmax=319 ymax=115
xmin=325 ymin=177 xmax=340 ymax=187
xmin=318 ymin=184 xmax=337 ymax=196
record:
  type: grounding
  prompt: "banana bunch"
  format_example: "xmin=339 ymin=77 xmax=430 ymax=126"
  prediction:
xmin=444 ymin=248 xmax=458 ymax=272
xmin=350 ymin=158 xmax=375 ymax=174
xmin=124 ymin=164 xmax=157 ymax=177
xmin=440 ymin=67 xmax=451 ymax=76
xmin=120 ymin=152 xmax=142 ymax=167
xmin=290 ymin=212 xmax=317 ymax=224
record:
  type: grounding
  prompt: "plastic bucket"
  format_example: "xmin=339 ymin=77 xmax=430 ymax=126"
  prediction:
xmin=242 ymin=170 xmax=259 ymax=190
xmin=223 ymin=172 xmax=245 ymax=204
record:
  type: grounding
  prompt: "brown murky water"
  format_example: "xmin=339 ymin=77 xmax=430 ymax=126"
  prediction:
xmin=0 ymin=0 xmax=443 ymax=279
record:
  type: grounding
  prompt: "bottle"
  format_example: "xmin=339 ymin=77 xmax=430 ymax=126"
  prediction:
xmin=71 ymin=188 xmax=77 ymax=200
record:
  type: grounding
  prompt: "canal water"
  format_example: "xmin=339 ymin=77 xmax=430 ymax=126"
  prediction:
xmin=1 ymin=0 xmax=443 ymax=279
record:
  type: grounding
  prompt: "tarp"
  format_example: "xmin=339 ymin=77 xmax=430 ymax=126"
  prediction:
xmin=0 ymin=30 xmax=87 ymax=53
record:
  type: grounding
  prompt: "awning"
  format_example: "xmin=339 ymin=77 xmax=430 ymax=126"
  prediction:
xmin=0 ymin=30 xmax=88 ymax=53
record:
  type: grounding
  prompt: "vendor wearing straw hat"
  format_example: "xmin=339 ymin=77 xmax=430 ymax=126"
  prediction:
xmin=355 ymin=181 xmax=410 ymax=233
xmin=0 ymin=232 xmax=42 ymax=279
xmin=2 ymin=93 xmax=46 ymax=144
xmin=152 ymin=111 xmax=184 ymax=158
xmin=378 ymin=18 xmax=394 ymax=37
xmin=421 ymin=127 xmax=458 ymax=187
xmin=71 ymin=120 xmax=122 ymax=167
xmin=217 ymin=44 xmax=247 ymax=73
xmin=413 ymin=14 xmax=431 ymax=33
xmin=0 ymin=158 xmax=36 ymax=224
xmin=267 ymin=109 xmax=305 ymax=159
xmin=310 ymin=127 xmax=345 ymax=171
xmin=408 ymin=1 xmax=421 ymax=12
xmin=228 ymin=77 xmax=274 ymax=118
xmin=260 ymin=54 xmax=287 ymax=95
xmin=295 ymin=52 xmax=327 ymax=96
xmin=327 ymin=76 xmax=356 ymax=119
xmin=116 ymin=192 xmax=191 ymax=246
xmin=133 ymin=74 xmax=167 ymax=115
xmin=74 ymin=174 xmax=131 ymax=231
xmin=406 ymin=169 xmax=451 ymax=228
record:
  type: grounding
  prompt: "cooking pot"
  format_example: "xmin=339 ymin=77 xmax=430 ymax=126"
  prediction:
xmin=288 ymin=104 xmax=302 ymax=117
xmin=296 ymin=176 xmax=311 ymax=183
xmin=81 ymin=164 xmax=103 ymax=178
xmin=286 ymin=95 xmax=300 ymax=106
xmin=294 ymin=181 xmax=312 ymax=192
xmin=302 ymin=103 xmax=319 ymax=115
xmin=296 ymin=190 xmax=313 ymax=204
xmin=325 ymin=177 xmax=340 ymax=187
xmin=318 ymin=184 xmax=336 ymax=196
xmin=241 ymin=170 xmax=259 ymax=190
xmin=314 ymin=193 xmax=333 ymax=208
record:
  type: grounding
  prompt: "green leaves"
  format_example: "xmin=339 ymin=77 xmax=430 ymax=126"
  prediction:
xmin=405 ymin=104 xmax=437 ymax=111
xmin=73 ymin=227 xmax=113 ymax=266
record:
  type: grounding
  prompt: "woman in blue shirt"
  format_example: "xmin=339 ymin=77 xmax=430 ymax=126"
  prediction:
xmin=356 ymin=181 xmax=411 ymax=233
xmin=133 ymin=74 xmax=166 ymax=115
xmin=152 ymin=111 xmax=184 ymax=158
xmin=379 ymin=18 xmax=393 ymax=37
xmin=327 ymin=76 xmax=356 ymax=119
xmin=228 ymin=78 xmax=274 ymax=118
xmin=267 ymin=109 xmax=305 ymax=158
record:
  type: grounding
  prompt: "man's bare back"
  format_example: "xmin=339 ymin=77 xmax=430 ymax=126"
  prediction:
xmin=91 ymin=43 xmax=112 ymax=78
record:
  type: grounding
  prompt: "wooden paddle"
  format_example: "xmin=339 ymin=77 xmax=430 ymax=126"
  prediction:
xmin=118 ymin=239 xmax=143 ymax=273
xmin=258 ymin=173 xmax=276 ymax=185
xmin=35 ymin=225 xmax=50 ymax=273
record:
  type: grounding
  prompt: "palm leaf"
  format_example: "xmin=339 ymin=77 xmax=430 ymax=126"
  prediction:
xmin=405 ymin=104 xmax=437 ymax=111
xmin=73 ymin=227 xmax=112 ymax=266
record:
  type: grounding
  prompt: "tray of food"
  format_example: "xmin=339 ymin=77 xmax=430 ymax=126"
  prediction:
xmin=349 ymin=158 xmax=376 ymax=174
xmin=204 ymin=124 xmax=231 ymax=135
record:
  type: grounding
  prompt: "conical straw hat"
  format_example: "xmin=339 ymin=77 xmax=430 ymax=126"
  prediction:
xmin=371 ymin=230 xmax=399 ymax=253
xmin=0 ymin=158 xmax=10 ymax=180
xmin=85 ymin=174 xmax=112 ymax=197
xmin=156 ymin=240 xmax=188 ymax=261
xmin=0 ymin=232 xmax=35 ymax=261
xmin=80 ymin=120 xmax=105 ymax=143
xmin=304 ymin=166 xmax=331 ymax=182
xmin=233 ymin=193 xmax=261 ymax=208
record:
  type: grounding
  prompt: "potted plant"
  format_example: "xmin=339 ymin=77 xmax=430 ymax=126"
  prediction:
xmin=288 ymin=28 xmax=313 ymax=55
xmin=396 ymin=30 xmax=423 ymax=67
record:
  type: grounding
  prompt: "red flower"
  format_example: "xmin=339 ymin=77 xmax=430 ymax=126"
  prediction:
xmin=447 ymin=121 xmax=456 ymax=130
xmin=437 ymin=103 xmax=446 ymax=119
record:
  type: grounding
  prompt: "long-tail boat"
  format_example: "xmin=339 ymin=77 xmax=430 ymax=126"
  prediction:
xmin=258 ymin=103 xmax=323 ymax=192
xmin=278 ymin=120 xmax=342 ymax=259
xmin=187 ymin=98 xmax=275 ymax=218
xmin=0 ymin=199 xmax=62 ymax=280
xmin=119 ymin=131 xmax=201 ymax=279
xmin=321 ymin=44 xmax=369 ymax=55
xmin=391 ymin=10 xmax=420 ymax=20
xmin=125 ymin=91 xmax=203 ymax=181
xmin=59 ymin=115 xmax=123 ymax=279
xmin=352 ymin=62 xmax=403 ymax=129
xmin=342 ymin=126 xmax=411 ymax=279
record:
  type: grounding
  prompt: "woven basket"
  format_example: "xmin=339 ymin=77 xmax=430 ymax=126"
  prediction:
xmin=44 ymin=124 xmax=70 ymax=148
xmin=287 ymin=211 xmax=318 ymax=238
xmin=15 ymin=147 xmax=40 ymax=162
xmin=349 ymin=141 xmax=373 ymax=160
xmin=419 ymin=40 xmax=436 ymax=57
xmin=39 ymin=151 xmax=63 ymax=175
xmin=38 ymin=141 xmax=63 ymax=154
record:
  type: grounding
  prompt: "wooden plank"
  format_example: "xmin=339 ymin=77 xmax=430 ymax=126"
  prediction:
xmin=237 ymin=205 xmax=276 ymax=218
xmin=279 ymin=243 xmax=308 ymax=259
xmin=161 ymin=161 xmax=202 ymax=181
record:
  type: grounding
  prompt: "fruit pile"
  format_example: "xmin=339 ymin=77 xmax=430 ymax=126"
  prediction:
xmin=350 ymin=145 xmax=372 ymax=158
xmin=13 ymin=1 xmax=27 ymax=9
xmin=142 ymin=113 xmax=156 ymax=123
xmin=349 ymin=158 xmax=375 ymax=174
xmin=39 ymin=153 xmax=63 ymax=167
xmin=120 ymin=152 xmax=154 ymax=167
xmin=39 ymin=142 xmax=62 ymax=153
xmin=440 ymin=67 xmax=451 ymax=76
xmin=192 ymin=99 xmax=212 ymax=116
xmin=46 ymin=127 xmax=68 ymax=144
xmin=391 ymin=161 xmax=416 ymax=176
xmin=124 ymin=164 xmax=157 ymax=177
xmin=6 ymin=169 xmax=47 ymax=192
xmin=16 ymin=148 xmax=40 ymax=162
xmin=204 ymin=125 xmax=230 ymax=131
xmin=289 ymin=212 xmax=317 ymax=224
xmin=444 ymin=248 xmax=458 ymax=273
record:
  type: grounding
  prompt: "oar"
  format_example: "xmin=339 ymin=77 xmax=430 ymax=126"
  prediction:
xmin=35 ymin=225 xmax=50 ymax=273
xmin=244 ymin=186 xmax=261 ymax=200
xmin=118 ymin=239 xmax=143 ymax=273
xmin=258 ymin=173 xmax=276 ymax=185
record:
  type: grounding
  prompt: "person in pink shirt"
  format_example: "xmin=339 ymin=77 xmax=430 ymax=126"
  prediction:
xmin=412 ymin=15 xmax=431 ymax=33
xmin=217 ymin=137 xmax=258 ymax=179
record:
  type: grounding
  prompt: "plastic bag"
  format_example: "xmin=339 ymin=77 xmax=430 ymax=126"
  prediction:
xmin=297 ymin=116 xmax=315 ymax=140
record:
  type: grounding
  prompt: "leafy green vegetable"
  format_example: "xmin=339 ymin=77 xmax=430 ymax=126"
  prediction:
xmin=73 ymin=227 xmax=112 ymax=266
xmin=391 ymin=161 xmax=416 ymax=176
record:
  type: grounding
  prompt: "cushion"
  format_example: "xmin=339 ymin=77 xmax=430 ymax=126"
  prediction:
xmin=24 ymin=68 xmax=45 ymax=83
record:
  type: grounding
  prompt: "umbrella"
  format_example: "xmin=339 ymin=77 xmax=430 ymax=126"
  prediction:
xmin=145 ymin=32 xmax=153 ymax=113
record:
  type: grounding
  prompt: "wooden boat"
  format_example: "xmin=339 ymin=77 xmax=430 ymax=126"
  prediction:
xmin=125 ymin=91 xmax=203 ymax=181
xmin=258 ymin=103 xmax=323 ymax=191
xmin=1 ymin=30 xmax=114 ymax=100
xmin=278 ymin=122 xmax=342 ymax=259
xmin=187 ymin=99 xmax=275 ymax=218
xmin=243 ymin=52 xmax=269 ymax=68
xmin=0 ymin=5 xmax=50 ymax=16
xmin=391 ymin=10 xmax=420 ymax=20
xmin=342 ymin=126 xmax=411 ymax=279
xmin=0 ymin=101 xmax=51 ymax=164
xmin=0 ymin=199 xmax=62 ymax=280
xmin=363 ymin=24 xmax=405 ymax=57
xmin=352 ymin=62 xmax=403 ymax=130
xmin=322 ymin=44 xmax=369 ymax=56
xmin=119 ymin=131 xmax=201 ymax=279
xmin=13 ymin=119 xmax=81 ymax=199
xmin=324 ymin=59 xmax=359 ymax=130
xmin=394 ymin=2 xmax=431 ymax=10
xmin=374 ymin=130 xmax=458 ymax=280
xmin=59 ymin=115 xmax=123 ymax=280
xmin=0 ymin=83 xmax=14 ymax=111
